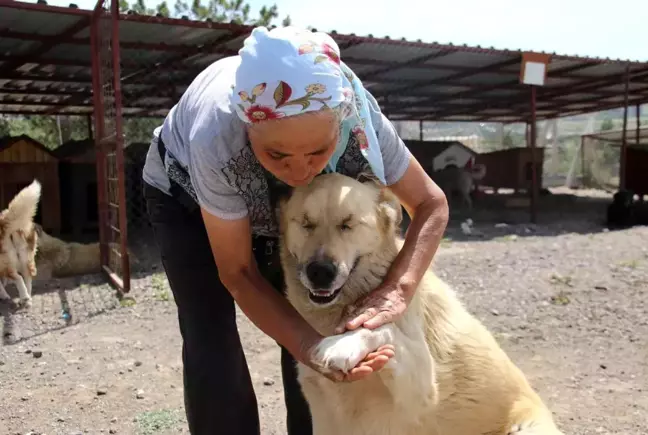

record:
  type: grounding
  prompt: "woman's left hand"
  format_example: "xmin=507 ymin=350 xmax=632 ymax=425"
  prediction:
xmin=334 ymin=283 xmax=409 ymax=334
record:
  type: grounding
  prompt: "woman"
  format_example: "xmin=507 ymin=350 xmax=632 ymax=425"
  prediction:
xmin=143 ymin=26 xmax=448 ymax=435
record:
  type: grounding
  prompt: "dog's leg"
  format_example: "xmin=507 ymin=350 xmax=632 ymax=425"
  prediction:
xmin=311 ymin=325 xmax=395 ymax=374
xmin=0 ymin=279 xmax=11 ymax=301
xmin=10 ymin=272 xmax=32 ymax=309
xmin=508 ymin=422 xmax=564 ymax=435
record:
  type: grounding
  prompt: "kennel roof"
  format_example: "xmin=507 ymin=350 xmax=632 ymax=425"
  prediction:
xmin=1 ymin=1 xmax=648 ymax=123
xmin=582 ymin=127 xmax=648 ymax=146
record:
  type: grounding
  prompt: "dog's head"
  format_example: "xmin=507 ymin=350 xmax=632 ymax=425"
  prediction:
xmin=279 ymin=173 xmax=402 ymax=307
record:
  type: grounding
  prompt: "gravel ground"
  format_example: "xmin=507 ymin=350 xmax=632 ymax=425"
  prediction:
xmin=1 ymin=191 xmax=647 ymax=435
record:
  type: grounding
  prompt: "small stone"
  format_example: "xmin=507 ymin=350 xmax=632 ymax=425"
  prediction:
xmin=109 ymin=430 xmax=117 ymax=434
xmin=135 ymin=389 xmax=145 ymax=399
xmin=32 ymin=351 xmax=43 ymax=359
xmin=21 ymin=396 xmax=29 ymax=401
xmin=25 ymin=349 xmax=32 ymax=354
xmin=600 ymin=364 xmax=607 ymax=370
xmin=134 ymin=361 xmax=142 ymax=367
xmin=97 ymin=387 xmax=108 ymax=396
xmin=263 ymin=377 xmax=275 ymax=386
xmin=490 ymin=309 xmax=500 ymax=316
xmin=57 ymin=416 xmax=66 ymax=422
xmin=110 ymin=417 xmax=118 ymax=423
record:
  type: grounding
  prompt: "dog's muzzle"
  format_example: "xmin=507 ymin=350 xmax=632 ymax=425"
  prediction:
xmin=306 ymin=259 xmax=338 ymax=289
xmin=302 ymin=257 xmax=345 ymax=305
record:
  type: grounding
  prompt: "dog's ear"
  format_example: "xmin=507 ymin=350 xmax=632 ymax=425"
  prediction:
xmin=357 ymin=170 xmax=382 ymax=187
xmin=376 ymin=187 xmax=402 ymax=234
xmin=275 ymin=188 xmax=296 ymax=236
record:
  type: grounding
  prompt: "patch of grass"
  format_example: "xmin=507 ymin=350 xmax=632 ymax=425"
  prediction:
xmin=550 ymin=290 xmax=571 ymax=306
xmin=119 ymin=296 xmax=137 ymax=308
xmin=136 ymin=409 xmax=184 ymax=435
xmin=617 ymin=259 xmax=640 ymax=269
xmin=151 ymin=273 xmax=170 ymax=302
xmin=549 ymin=273 xmax=574 ymax=287
xmin=440 ymin=237 xmax=452 ymax=246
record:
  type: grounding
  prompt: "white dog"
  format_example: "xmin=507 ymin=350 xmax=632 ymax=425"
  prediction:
xmin=278 ymin=173 xmax=563 ymax=435
xmin=432 ymin=163 xmax=486 ymax=210
xmin=0 ymin=180 xmax=42 ymax=308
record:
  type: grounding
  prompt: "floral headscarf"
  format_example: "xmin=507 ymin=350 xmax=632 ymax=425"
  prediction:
xmin=232 ymin=26 xmax=386 ymax=184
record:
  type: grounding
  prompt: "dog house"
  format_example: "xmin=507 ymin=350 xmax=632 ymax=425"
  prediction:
xmin=52 ymin=138 xmax=99 ymax=237
xmin=53 ymin=138 xmax=151 ymax=237
xmin=626 ymin=146 xmax=648 ymax=198
xmin=0 ymin=135 xmax=61 ymax=234
xmin=403 ymin=140 xmax=478 ymax=173
xmin=476 ymin=147 xmax=545 ymax=193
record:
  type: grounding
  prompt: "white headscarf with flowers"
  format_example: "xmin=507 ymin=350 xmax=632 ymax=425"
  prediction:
xmin=231 ymin=26 xmax=386 ymax=184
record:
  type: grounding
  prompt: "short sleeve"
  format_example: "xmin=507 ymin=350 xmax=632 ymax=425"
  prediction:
xmin=365 ymin=90 xmax=412 ymax=185
xmin=188 ymin=137 xmax=249 ymax=220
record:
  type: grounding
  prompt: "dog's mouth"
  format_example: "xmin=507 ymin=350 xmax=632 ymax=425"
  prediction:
xmin=301 ymin=256 xmax=362 ymax=306
xmin=308 ymin=288 xmax=343 ymax=305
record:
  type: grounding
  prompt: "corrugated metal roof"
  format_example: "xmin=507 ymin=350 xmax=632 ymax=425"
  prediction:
xmin=1 ymin=0 xmax=647 ymax=122
xmin=583 ymin=127 xmax=648 ymax=146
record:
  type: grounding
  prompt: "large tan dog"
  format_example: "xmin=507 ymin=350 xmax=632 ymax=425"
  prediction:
xmin=0 ymin=180 xmax=41 ymax=308
xmin=278 ymin=173 xmax=563 ymax=435
xmin=33 ymin=224 xmax=129 ymax=279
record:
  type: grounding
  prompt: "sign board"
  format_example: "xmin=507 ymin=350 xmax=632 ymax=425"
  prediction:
xmin=520 ymin=52 xmax=551 ymax=86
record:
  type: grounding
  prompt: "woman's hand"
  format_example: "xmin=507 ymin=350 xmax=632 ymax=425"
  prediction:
xmin=334 ymin=283 xmax=409 ymax=334
xmin=300 ymin=337 xmax=396 ymax=383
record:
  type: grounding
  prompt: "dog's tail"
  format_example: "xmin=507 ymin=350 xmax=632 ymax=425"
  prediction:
xmin=1 ymin=180 xmax=42 ymax=236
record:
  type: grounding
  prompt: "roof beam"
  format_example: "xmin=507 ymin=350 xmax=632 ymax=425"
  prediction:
xmin=357 ymin=49 xmax=457 ymax=81
xmin=372 ymin=57 xmax=522 ymax=97
xmin=418 ymin=67 xmax=648 ymax=120
xmin=0 ymin=17 xmax=90 ymax=77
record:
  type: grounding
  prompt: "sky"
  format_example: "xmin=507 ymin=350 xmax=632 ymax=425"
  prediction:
xmin=44 ymin=0 xmax=648 ymax=61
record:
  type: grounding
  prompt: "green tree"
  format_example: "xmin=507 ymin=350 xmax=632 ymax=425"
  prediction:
xmin=600 ymin=117 xmax=615 ymax=131
xmin=121 ymin=0 xmax=289 ymax=26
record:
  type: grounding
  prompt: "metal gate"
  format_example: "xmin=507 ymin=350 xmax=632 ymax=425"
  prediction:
xmin=90 ymin=0 xmax=130 ymax=293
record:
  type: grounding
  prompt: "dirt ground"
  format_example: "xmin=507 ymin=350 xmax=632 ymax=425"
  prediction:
xmin=1 ymin=191 xmax=647 ymax=435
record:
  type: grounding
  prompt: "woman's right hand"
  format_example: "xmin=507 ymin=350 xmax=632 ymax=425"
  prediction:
xmin=300 ymin=335 xmax=396 ymax=383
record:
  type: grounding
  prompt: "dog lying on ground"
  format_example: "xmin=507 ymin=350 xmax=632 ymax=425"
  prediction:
xmin=278 ymin=173 xmax=563 ymax=435
xmin=0 ymin=180 xmax=42 ymax=308
xmin=606 ymin=189 xmax=648 ymax=229
xmin=431 ymin=163 xmax=486 ymax=211
xmin=34 ymin=224 xmax=132 ymax=278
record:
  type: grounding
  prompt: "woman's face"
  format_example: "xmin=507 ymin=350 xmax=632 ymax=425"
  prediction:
xmin=247 ymin=110 xmax=339 ymax=187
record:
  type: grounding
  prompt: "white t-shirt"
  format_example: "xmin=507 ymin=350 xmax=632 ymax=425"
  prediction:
xmin=142 ymin=55 xmax=412 ymax=237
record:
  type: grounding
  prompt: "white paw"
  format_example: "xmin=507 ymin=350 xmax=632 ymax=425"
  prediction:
xmin=313 ymin=330 xmax=371 ymax=374
xmin=508 ymin=421 xmax=540 ymax=434
xmin=19 ymin=297 xmax=32 ymax=309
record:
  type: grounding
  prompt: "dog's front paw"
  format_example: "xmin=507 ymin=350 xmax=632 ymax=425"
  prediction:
xmin=313 ymin=330 xmax=372 ymax=374
xmin=19 ymin=297 xmax=32 ymax=309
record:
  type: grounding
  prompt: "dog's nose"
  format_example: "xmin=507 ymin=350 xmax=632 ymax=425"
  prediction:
xmin=305 ymin=259 xmax=338 ymax=289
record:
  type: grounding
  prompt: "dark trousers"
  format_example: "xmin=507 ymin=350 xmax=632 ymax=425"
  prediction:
xmin=144 ymin=182 xmax=313 ymax=435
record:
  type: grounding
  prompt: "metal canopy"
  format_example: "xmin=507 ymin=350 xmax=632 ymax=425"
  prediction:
xmin=2 ymin=0 xmax=648 ymax=122
xmin=583 ymin=127 xmax=648 ymax=146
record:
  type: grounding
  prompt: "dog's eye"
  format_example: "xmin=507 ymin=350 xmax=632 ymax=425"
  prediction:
xmin=302 ymin=221 xmax=316 ymax=231
xmin=339 ymin=217 xmax=353 ymax=231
